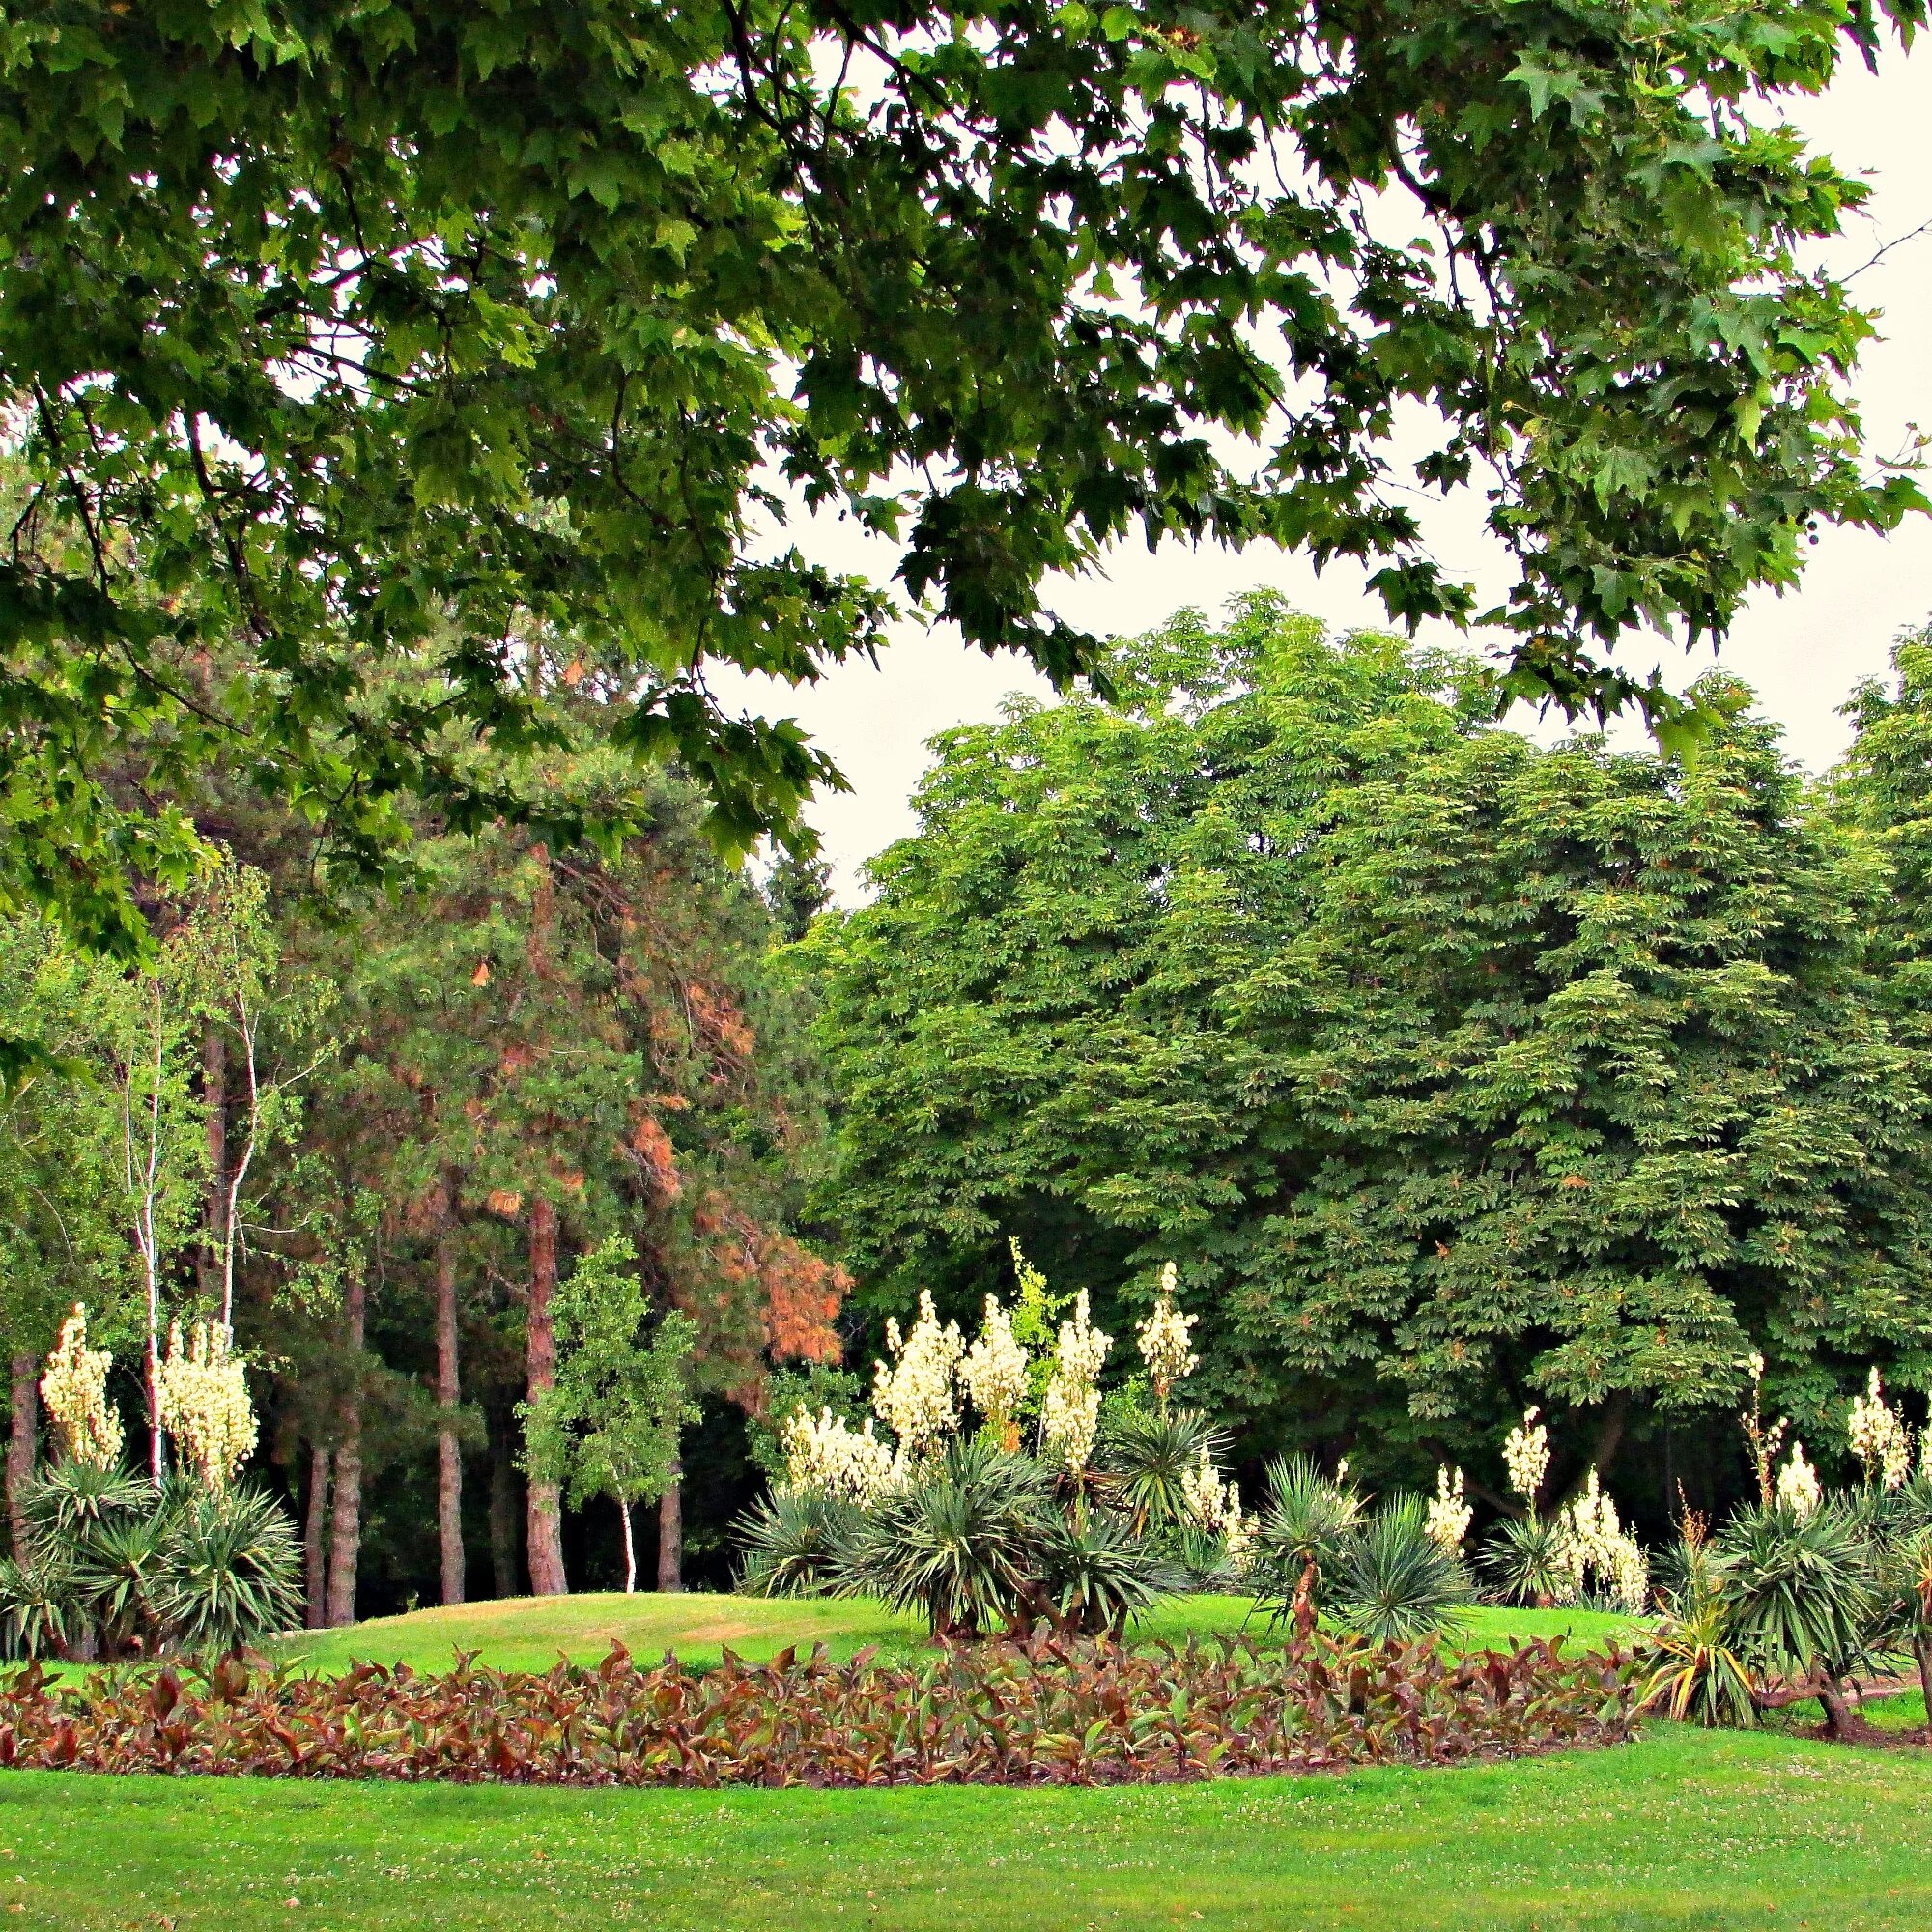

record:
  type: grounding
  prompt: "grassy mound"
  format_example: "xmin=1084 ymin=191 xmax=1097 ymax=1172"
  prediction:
xmin=270 ymin=1590 xmax=1637 ymax=1677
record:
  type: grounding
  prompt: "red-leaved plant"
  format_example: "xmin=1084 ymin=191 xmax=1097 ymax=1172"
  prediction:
xmin=0 ymin=1632 xmax=1637 ymax=1786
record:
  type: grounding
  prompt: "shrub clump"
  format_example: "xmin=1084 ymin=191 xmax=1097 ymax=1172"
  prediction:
xmin=0 ymin=1634 xmax=1638 ymax=1786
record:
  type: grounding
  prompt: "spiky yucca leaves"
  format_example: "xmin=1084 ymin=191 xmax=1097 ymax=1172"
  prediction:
xmin=1039 ymin=1509 xmax=1177 ymax=1636
xmin=152 ymin=1486 xmax=302 ymax=1654
xmin=835 ymin=1439 xmax=1057 ymax=1637
xmin=735 ymin=1489 xmax=860 ymax=1599
xmin=1638 ymin=1542 xmax=1757 ymax=1728
xmin=1151 ymin=1520 xmax=1244 ymax=1593
xmin=20 ymin=1460 xmax=151 ymax=1546
xmin=0 ymin=1548 xmax=79 ymax=1660
xmin=73 ymin=1511 xmax=175 ymax=1655
xmin=1327 ymin=1496 xmax=1470 ymax=1646
xmin=1254 ymin=1456 xmax=1362 ymax=1634
xmin=1716 ymin=1498 xmax=1874 ymax=1734
xmin=1480 ymin=1512 xmax=1573 ymax=1607
xmin=1100 ymin=1407 xmax=1224 ymax=1533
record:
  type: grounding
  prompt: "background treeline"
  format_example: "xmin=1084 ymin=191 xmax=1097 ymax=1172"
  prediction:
xmin=802 ymin=596 xmax=1932 ymax=1542
xmin=0 ymin=618 xmax=849 ymax=1618
xmin=10 ymin=592 xmax=1932 ymax=1616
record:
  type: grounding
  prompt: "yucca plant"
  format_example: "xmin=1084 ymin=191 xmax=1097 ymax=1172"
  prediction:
xmin=20 ymin=1459 xmax=151 ymax=1545
xmin=0 ymin=1548 xmax=80 ymax=1661
xmin=1039 ymin=1507 xmax=1176 ymax=1636
xmin=1638 ymin=1542 xmax=1756 ymax=1728
xmin=1099 ymin=1406 xmax=1224 ymax=1534
xmin=1254 ymin=1455 xmax=1362 ymax=1636
xmin=1327 ymin=1495 xmax=1469 ymax=1646
xmin=73 ymin=1510 xmax=176 ymax=1656
xmin=734 ymin=1487 xmax=860 ymax=1599
xmin=1716 ymin=1498 xmax=1874 ymax=1736
xmin=152 ymin=1484 xmax=302 ymax=1653
xmin=835 ymin=1438 xmax=1056 ymax=1637
xmin=1480 ymin=1511 xmax=1572 ymax=1608
xmin=1874 ymin=1519 xmax=1932 ymax=1743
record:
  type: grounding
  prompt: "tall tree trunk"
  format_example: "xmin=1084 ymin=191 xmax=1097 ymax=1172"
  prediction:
xmin=525 ymin=1196 xmax=567 ymax=1596
xmin=199 ymin=1026 xmax=227 ymax=1307
xmin=435 ymin=1228 xmax=466 ymax=1605
xmin=619 ymin=1496 xmax=637 ymax=1595
xmin=325 ymin=1274 xmax=365 ymax=1628
xmin=488 ymin=1403 xmax=521 ymax=1600
xmin=7 ymin=1351 xmax=37 ymax=1555
xmin=656 ymin=1463 xmax=683 ymax=1593
xmin=303 ymin=1441 xmax=330 ymax=1630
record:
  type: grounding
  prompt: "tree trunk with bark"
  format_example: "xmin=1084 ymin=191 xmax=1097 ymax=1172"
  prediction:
xmin=435 ymin=1226 xmax=465 ymax=1605
xmin=656 ymin=1464 xmax=683 ymax=1593
xmin=325 ymin=1273 xmax=365 ymax=1628
xmin=525 ymin=1195 xmax=568 ymax=1596
xmin=303 ymin=1440 xmax=330 ymax=1630
xmin=199 ymin=1026 xmax=226 ymax=1306
xmin=7 ymin=1351 xmax=37 ymax=1555
xmin=488 ymin=1402 xmax=521 ymax=1600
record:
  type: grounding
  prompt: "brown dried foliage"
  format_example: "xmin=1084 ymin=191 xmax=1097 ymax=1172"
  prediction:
xmin=0 ymin=1634 xmax=1637 ymax=1787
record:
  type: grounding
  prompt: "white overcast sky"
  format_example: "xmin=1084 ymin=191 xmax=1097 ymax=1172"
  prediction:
xmin=724 ymin=49 xmax=1932 ymax=902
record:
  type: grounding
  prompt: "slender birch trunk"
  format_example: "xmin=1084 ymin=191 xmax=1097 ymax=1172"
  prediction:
xmin=200 ymin=1027 xmax=226 ymax=1308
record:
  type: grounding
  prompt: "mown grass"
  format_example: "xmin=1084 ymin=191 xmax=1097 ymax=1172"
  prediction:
xmin=269 ymin=1589 xmax=1637 ymax=1677
xmin=8 ymin=1720 xmax=1932 ymax=1930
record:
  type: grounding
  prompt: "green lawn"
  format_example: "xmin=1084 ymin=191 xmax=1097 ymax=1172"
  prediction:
xmin=8 ymin=1720 xmax=1932 ymax=1930
xmin=270 ymin=1589 xmax=1636 ymax=1677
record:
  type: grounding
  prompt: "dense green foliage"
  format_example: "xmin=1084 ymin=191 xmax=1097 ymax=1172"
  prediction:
xmin=806 ymin=598 xmax=1932 ymax=1498
xmin=2 ymin=0 xmax=1925 ymax=957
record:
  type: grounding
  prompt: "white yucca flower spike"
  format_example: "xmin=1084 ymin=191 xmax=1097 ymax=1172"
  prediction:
xmin=870 ymin=1291 xmax=964 ymax=1459
xmin=40 ymin=1304 xmax=125 ymax=1470
xmin=1776 ymin=1441 xmax=1823 ymax=1520
xmin=1425 ymin=1465 xmax=1472 ymax=1552
xmin=1848 ymin=1366 xmax=1912 ymax=1491
xmin=779 ymin=1406 xmax=896 ymax=1505
xmin=1040 ymin=1290 xmax=1111 ymax=1477
xmin=1502 ymin=1405 xmax=1549 ymax=1507
xmin=156 ymin=1318 xmax=256 ymax=1491
xmin=961 ymin=1295 xmax=1030 ymax=1444
xmin=1137 ymin=1263 xmax=1199 ymax=1408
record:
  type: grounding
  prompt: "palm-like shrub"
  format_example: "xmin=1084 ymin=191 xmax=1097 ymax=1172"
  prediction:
xmin=1254 ymin=1456 xmax=1362 ymax=1634
xmin=0 ymin=1548 xmax=80 ymax=1660
xmin=735 ymin=1487 xmax=859 ymax=1599
xmin=1326 ymin=1495 xmax=1469 ymax=1645
xmin=1039 ymin=1508 xmax=1176 ymax=1635
xmin=20 ymin=1460 xmax=150 ymax=1545
xmin=1638 ymin=1541 xmax=1756 ymax=1728
xmin=151 ymin=1485 xmax=302 ymax=1652
xmin=1480 ymin=1511 xmax=1573 ymax=1607
xmin=72 ymin=1510 xmax=176 ymax=1654
xmin=1101 ymin=1407 xmax=1223 ymax=1533
xmin=1716 ymin=1498 xmax=1873 ymax=1734
xmin=835 ymin=1439 xmax=1058 ymax=1637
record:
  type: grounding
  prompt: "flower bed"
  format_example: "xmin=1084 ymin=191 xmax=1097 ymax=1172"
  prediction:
xmin=0 ymin=1633 xmax=1638 ymax=1786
